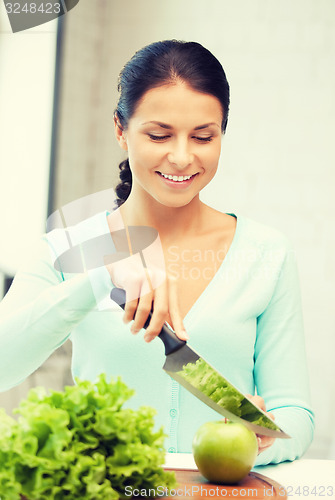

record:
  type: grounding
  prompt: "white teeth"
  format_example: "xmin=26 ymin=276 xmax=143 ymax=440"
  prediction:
xmin=160 ymin=173 xmax=193 ymax=182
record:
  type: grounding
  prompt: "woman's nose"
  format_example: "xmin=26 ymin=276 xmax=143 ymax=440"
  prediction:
xmin=167 ymin=140 xmax=194 ymax=168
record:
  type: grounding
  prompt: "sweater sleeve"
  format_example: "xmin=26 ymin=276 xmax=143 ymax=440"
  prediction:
xmin=253 ymin=240 xmax=315 ymax=466
xmin=0 ymin=236 xmax=113 ymax=392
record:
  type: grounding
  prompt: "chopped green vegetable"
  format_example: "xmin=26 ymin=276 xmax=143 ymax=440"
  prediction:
xmin=177 ymin=358 xmax=278 ymax=431
xmin=0 ymin=375 xmax=176 ymax=500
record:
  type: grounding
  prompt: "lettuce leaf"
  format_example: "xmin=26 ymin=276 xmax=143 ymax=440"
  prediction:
xmin=177 ymin=358 xmax=278 ymax=431
xmin=0 ymin=375 xmax=176 ymax=499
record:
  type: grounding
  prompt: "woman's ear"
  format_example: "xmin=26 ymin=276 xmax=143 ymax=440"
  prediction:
xmin=114 ymin=113 xmax=128 ymax=151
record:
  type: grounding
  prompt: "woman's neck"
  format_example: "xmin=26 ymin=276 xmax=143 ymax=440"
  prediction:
xmin=119 ymin=192 xmax=204 ymax=242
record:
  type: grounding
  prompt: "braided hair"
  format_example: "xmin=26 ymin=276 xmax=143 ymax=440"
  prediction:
xmin=115 ymin=159 xmax=132 ymax=207
xmin=114 ymin=40 xmax=230 ymax=207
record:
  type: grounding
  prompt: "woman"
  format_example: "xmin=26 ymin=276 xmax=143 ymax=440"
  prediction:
xmin=0 ymin=40 xmax=314 ymax=465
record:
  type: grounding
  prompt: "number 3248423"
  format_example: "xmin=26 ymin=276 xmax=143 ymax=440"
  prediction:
xmin=5 ymin=2 xmax=61 ymax=14
xmin=280 ymin=485 xmax=334 ymax=496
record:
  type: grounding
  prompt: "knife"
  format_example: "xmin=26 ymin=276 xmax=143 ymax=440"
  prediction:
xmin=110 ymin=287 xmax=290 ymax=439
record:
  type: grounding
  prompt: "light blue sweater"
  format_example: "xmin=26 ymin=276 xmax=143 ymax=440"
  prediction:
xmin=0 ymin=211 xmax=314 ymax=466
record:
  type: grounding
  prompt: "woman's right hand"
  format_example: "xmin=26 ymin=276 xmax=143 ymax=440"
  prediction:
xmin=106 ymin=254 xmax=188 ymax=343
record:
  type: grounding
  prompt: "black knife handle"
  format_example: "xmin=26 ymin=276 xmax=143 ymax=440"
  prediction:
xmin=157 ymin=322 xmax=186 ymax=355
xmin=110 ymin=287 xmax=186 ymax=355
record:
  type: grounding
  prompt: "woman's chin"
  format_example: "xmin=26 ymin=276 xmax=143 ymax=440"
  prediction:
xmin=152 ymin=194 xmax=198 ymax=209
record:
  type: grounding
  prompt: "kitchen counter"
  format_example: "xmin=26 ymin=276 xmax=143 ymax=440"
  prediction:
xmin=164 ymin=453 xmax=335 ymax=499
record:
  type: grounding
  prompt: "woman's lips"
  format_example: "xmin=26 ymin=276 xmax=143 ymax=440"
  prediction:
xmin=156 ymin=171 xmax=198 ymax=188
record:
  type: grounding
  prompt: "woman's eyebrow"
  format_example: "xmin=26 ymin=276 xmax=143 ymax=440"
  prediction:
xmin=194 ymin=123 xmax=221 ymax=130
xmin=141 ymin=121 xmax=220 ymax=130
xmin=141 ymin=121 xmax=172 ymax=129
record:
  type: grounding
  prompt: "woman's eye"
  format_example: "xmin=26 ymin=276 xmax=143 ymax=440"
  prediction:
xmin=148 ymin=134 xmax=170 ymax=141
xmin=194 ymin=136 xmax=213 ymax=143
xmin=147 ymin=134 xmax=213 ymax=143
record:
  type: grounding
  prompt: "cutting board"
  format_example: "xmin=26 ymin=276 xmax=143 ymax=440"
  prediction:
xmin=166 ymin=469 xmax=287 ymax=499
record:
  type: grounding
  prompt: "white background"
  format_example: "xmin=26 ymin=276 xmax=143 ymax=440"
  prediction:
xmin=0 ymin=5 xmax=56 ymax=279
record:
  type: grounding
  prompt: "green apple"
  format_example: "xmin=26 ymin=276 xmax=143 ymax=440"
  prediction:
xmin=192 ymin=420 xmax=258 ymax=484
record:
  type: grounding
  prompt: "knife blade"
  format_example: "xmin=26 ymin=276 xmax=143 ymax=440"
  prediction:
xmin=110 ymin=287 xmax=290 ymax=439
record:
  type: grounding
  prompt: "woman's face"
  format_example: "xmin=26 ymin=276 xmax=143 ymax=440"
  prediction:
xmin=115 ymin=81 xmax=223 ymax=208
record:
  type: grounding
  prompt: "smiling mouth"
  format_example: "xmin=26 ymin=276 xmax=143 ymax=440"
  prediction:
xmin=156 ymin=172 xmax=197 ymax=182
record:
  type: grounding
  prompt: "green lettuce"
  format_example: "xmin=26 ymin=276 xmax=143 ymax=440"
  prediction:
xmin=177 ymin=358 xmax=278 ymax=431
xmin=0 ymin=375 xmax=176 ymax=499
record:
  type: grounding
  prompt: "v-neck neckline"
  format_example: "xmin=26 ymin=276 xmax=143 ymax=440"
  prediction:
xmin=181 ymin=212 xmax=241 ymax=324
xmin=103 ymin=210 xmax=241 ymax=323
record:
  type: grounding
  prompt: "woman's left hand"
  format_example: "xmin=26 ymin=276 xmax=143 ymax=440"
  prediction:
xmin=246 ymin=394 xmax=276 ymax=455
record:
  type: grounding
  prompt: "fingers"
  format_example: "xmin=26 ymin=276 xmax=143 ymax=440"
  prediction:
xmin=245 ymin=394 xmax=276 ymax=455
xmin=107 ymin=253 xmax=188 ymax=343
xmin=143 ymin=283 xmax=168 ymax=342
xmin=246 ymin=394 xmax=267 ymax=412
xmin=257 ymin=435 xmax=275 ymax=455
xmin=129 ymin=292 xmax=153 ymax=334
xmin=123 ymin=297 xmax=138 ymax=324
xmin=125 ymin=276 xmax=188 ymax=343
xmin=119 ymin=277 xmax=170 ymax=342
xmin=119 ymin=280 xmax=167 ymax=341
xmin=141 ymin=276 xmax=189 ymax=342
